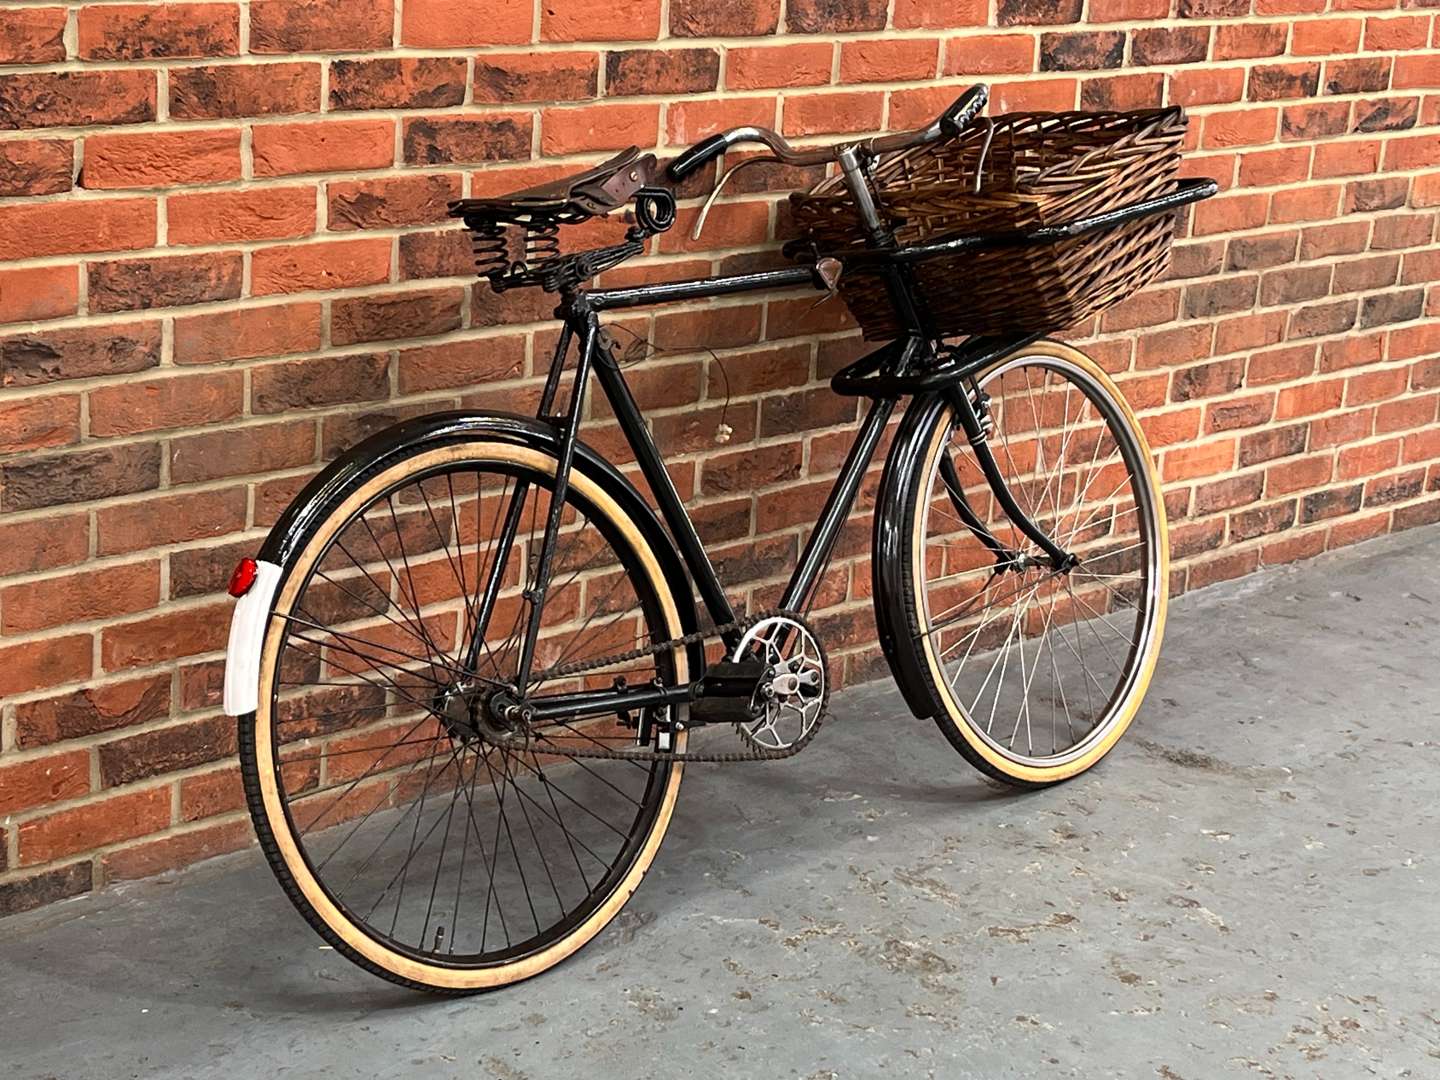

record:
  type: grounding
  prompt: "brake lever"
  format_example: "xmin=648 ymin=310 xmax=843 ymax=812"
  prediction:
xmin=691 ymin=154 xmax=782 ymax=241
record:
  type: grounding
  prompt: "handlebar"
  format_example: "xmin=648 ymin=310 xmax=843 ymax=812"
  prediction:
xmin=667 ymin=84 xmax=989 ymax=184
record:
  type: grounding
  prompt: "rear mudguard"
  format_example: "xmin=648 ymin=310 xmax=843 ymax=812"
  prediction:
xmin=223 ymin=410 xmax=703 ymax=717
xmin=871 ymin=392 xmax=953 ymax=721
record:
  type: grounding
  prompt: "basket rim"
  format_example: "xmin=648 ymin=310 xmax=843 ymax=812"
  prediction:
xmin=795 ymin=105 xmax=1187 ymax=205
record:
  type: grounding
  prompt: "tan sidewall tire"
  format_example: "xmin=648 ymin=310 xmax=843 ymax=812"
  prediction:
xmin=913 ymin=341 xmax=1169 ymax=785
xmin=252 ymin=441 xmax=686 ymax=991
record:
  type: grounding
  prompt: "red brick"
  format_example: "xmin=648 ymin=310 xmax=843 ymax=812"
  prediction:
xmin=1202 ymin=108 xmax=1280 ymax=149
xmin=543 ymin=0 xmax=663 ymax=42
xmin=170 ymin=419 xmax=317 ymax=485
xmin=1 ymin=320 xmax=162 ymax=388
xmin=542 ymin=103 xmax=660 ymax=155
xmin=608 ymin=48 xmax=721 ymax=96
xmin=475 ymin=52 xmax=599 ymax=103
xmin=728 ymin=44 xmax=834 ymax=90
xmin=1239 ymin=146 xmax=1311 ymax=188
xmin=1194 ymin=192 xmax=1269 ymax=236
xmin=1170 ymin=68 xmax=1246 ymax=108
xmin=894 ymin=0 xmax=987 ymax=27
xmin=89 ymin=371 xmax=244 ymax=438
xmin=397 ymin=336 xmax=527 ymax=393
xmin=668 ymin=97 xmax=775 ymax=144
xmin=1292 ymin=18 xmax=1363 ymax=55
xmin=1393 ymin=55 xmax=1440 ymax=91
xmin=840 ymin=39 xmax=939 ymax=83
xmin=0 ymin=634 xmax=92 ymax=698
xmin=401 ymin=0 xmax=532 ymax=45
xmin=104 ymin=818 xmax=253 ymax=882
xmin=81 ymin=129 xmax=242 ymax=190
xmin=252 ymin=119 xmax=395 ymax=177
xmin=329 ymin=57 xmax=468 ymax=111
xmin=251 ymin=238 xmax=392 ymax=296
xmin=0 ymin=514 xmax=90 ymax=579
xmin=331 ymin=287 xmax=464 ymax=345
xmin=403 ymin=114 xmax=532 ymax=165
xmin=1281 ymin=101 xmax=1351 ymax=141
xmin=0 ymin=751 xmax=90 ymax=817
xmin=19 ymin=787 xmax=171 ymax=865
xmin=0 ymin=265 xmax=79 ymax=325
xmin=0 ymin=7 xmax=67 ymax=64
xmin=1214 ymin=23 xmax=1288 ymax=60
xmin=783 ymin=91 xmax=885 ymax=137
xmin=789 ymin=0 xmax=886 ymax=32
xmin=87 ymin=252 xmax=243 ymax=314
xmin=671 ymin=0 xmax=780 ymax=36
xmin=250 ymin=0 xmax=393 ymax=52
xmin=328 ymin=173 xmax=462 ymax=232
xmin=991 ymin=78 xmax=1079 ymax=113
xmin=173 ymin=302 xmax=322 ymax=365
xmin=1270 ymin=184 xmax=1341 ymax=224
xmin=0 ymin=138 xmax=73 ymax=197
xmin=0 ymin=70 xmax=157 ymax=129
xmin=77 ymin=3 xmax=239 ymax=60
xmin=167 ymin=186 xmax=317 ymax=245
xmin=0 ymin=441 xmax=158 ymax=509
xmin=1277 ymin=379 xmax=1344 ymax=419
xmin=1082 ymin=72 xmax=1169 ymax=110
xmin=2 ymin=561 xmax=160 ymax=635
xmin=1132 ymin=26 xmax=1210 ymax=66
xmin=179 ymin=766 xmax=245 ymax=821
xmin=1324 ymin=57 xmax=1392 ymax=96
xmin=943 ymin=33 xmax=1036 ymax=75
xmin=170 ymin=62 xmax=320 ymax=119
xmin=95 ymin=487 xmax=247 ymax=558
xmin=100 ymin=602 xmax=232 ymax=670
xmin=250 ymin=351 xmax=390 ymax=413
xmin=0 ymin=393 xmax=81 ymax=455
xmin=1365 ymin=16 xmax=1430 ymax=51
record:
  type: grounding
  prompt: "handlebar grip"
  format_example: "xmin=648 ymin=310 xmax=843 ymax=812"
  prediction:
xmin=667 ymin=133 xmax=728 ymax=183
xmin=940 ymin=84 xmax=989 ymax=137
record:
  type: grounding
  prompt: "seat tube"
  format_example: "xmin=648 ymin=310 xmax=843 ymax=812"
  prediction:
xmin=512 ymin=306 xmax=599 ymax=687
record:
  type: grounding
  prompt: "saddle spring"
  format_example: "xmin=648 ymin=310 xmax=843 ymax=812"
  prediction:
xmin=467 ymin=212 xmax=564 ymax=285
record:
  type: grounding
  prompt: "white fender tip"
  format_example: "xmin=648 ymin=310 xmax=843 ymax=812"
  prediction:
xmin=223 ymin=559 xmax=283 ymax=718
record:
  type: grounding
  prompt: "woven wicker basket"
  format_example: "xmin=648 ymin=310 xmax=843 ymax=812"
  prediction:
xmin=789 ymin=108 xmax=1189 ymax=340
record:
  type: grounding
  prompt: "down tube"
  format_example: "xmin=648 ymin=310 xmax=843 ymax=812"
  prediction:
xmin=589 ymin=342 xmax=740 ymax=635
xmin=779 ymin=396 xmax=896 ymax=612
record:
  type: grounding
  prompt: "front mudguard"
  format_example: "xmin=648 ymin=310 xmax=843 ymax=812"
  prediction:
xmin=871 ymin=393 xmax=952 ymax=721
xmin=223 ymin=410 xmax=703 ymax=717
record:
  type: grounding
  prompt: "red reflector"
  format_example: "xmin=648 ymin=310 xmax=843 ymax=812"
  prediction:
xmin=228 ymin=557 xmax=259 ymax=598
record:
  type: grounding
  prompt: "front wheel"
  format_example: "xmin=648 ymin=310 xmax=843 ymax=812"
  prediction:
xmin=886 ymin=341 xmax=1168 ymax=787
xmin=239 ymin=432 xmax=690 ymax=992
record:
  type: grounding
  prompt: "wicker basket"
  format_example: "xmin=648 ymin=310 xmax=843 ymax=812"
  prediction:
xmin=789 ymin=108 xmax=1189 ymax=340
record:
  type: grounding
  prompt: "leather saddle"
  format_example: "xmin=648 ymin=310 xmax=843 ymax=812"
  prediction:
xmin=450 ymin=147 xmax=659 ymax=221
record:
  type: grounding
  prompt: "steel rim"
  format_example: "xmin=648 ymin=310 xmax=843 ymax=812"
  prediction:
xmin=916 ymin=353 xmax=1163 ymax=769
xmin=261 ymin=456 xmax=679 ymax=970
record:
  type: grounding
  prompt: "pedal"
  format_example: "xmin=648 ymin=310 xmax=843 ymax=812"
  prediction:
xmin=689 ymin=660 xmax=771 ymax=725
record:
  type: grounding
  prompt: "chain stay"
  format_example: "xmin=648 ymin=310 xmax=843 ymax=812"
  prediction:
xmin=520 ymin=608 xmax=830 ymax=764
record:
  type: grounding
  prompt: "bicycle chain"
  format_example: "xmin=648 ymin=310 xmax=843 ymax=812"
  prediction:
xmin=517 ymin=608 xmax=831 ymax=764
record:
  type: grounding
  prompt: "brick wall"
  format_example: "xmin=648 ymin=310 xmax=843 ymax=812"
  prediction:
xmin=0 ymin=0 xmax=1437 ymax=916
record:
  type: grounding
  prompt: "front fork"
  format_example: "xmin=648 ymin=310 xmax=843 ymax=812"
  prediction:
xmin=941 ymin=381 xmax=1077 ymax=574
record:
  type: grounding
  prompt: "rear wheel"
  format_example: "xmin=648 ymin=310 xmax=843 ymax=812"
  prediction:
xmin=893 ymin=341 xmax=1167 ymax=787
xmin=240 ymin=437 xmax=688 ymax=992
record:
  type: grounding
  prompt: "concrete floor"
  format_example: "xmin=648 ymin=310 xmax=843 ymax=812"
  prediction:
xmin=2 ymin=526 xmax=1438 ymax=1080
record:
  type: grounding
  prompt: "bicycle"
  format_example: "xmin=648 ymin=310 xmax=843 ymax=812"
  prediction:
xmin=220 ymin=84 xmax=1217 ymax=992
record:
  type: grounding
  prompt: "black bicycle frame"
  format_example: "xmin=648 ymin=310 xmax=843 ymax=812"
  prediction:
xmin=460 ymin=174 xmax=1218 ymax=719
